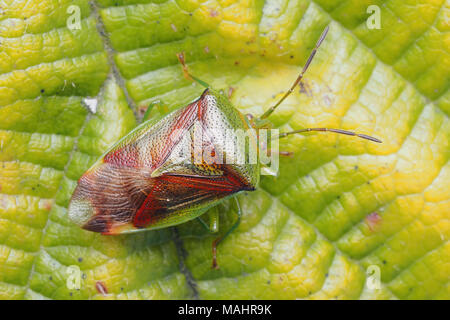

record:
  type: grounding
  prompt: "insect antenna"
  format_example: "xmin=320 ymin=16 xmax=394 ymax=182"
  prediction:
xmin=275 ymin=127 xmax=382 ymax=143
xmin=259 ymin=26 xmax=329 ymax=121
xmin=258 ymin=25 xmax=382 ymax=144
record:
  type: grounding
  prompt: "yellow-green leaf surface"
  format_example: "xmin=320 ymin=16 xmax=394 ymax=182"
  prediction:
xmin=0 ymin=0 xmax=448 ymax=299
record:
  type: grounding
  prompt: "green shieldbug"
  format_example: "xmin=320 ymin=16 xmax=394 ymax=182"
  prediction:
xmin=68 ymin=26 xmax=381 ymax=268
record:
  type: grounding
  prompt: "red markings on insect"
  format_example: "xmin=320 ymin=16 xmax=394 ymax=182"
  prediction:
xmin=103 ymin=146 xmax=140 ymax=168
xmin=365 ymin=212 xmax=382 ymax=232
xmin=132 ymin=167 xmax=253 ymax=228
xmin=95 ymin=281 xmax=108 ymax=296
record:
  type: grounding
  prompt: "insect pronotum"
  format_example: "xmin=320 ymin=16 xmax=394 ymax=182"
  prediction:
xmin=68 ymin=26 xmax=381 ymax=269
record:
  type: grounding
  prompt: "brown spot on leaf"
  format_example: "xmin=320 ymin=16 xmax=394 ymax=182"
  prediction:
xmin=44 ymin=200 xmax=52 ymax=211
xmin=365 ymin=212 xmax=382 ymax=232
xmin=323 ymin=94 xmax=333 ymax=107
xmin=299 ymin=81 xmax=313 ymax=97
xmin=96 ymin=281 xmax=108 ymax=296
xmin=210 ymin=9 xmax=219 ymax=17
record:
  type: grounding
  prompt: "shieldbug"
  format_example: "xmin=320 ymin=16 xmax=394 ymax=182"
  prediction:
xmin=68 ymin=26 xmax=381 ymax=268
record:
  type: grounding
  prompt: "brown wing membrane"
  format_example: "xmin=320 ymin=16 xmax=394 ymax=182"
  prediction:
xmin=69 ymin=163 xmax=153 ymax=233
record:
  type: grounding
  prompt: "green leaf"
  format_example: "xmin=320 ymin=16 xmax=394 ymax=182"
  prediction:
xmin=0 ymin=0 xmax=448 ymax=299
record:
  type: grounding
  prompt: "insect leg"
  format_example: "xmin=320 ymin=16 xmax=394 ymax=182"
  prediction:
xmin=197 ymin=207 xmax=219 ymax=233
xmin=197 ymin=216 xmax=210 ymax=232
xmin=208 ymin=207 xmax=219 ymax=233
xmin=143 ymin=100 xmax=169 ymax=121
xmin=212 ymin=197 xmax=242 ymax=269
xmin=275 ymin=127 xmax=382 ymax=143
xmin=176 ymin=52 xmax=210 ymax=88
